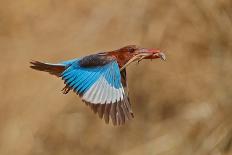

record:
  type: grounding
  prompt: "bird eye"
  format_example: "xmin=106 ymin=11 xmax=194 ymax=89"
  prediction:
xmin=127 ymin=47 xmax=135 ymax=53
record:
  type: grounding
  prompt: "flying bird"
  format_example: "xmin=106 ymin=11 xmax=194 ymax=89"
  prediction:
xmin=30 ymin=45 xmax=166 ymax=125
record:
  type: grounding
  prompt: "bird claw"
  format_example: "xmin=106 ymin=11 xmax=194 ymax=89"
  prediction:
xmin=62 ymin=85 xmax=71 ymax=94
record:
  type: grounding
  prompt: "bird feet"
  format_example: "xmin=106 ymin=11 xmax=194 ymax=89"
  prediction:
xmin=61 ymin=85 xmax=71 ymax=94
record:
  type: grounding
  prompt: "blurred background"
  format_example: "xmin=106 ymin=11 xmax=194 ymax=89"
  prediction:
xmin=0 ymin=0 xmax=232 ymax=155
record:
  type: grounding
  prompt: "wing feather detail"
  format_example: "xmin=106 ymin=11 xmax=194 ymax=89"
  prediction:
xmin=61 ymin=58 xmax=133 ymax=125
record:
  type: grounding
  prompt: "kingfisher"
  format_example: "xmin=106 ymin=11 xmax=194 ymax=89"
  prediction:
xmin=30 ymin=45 xmax=166 ymax=125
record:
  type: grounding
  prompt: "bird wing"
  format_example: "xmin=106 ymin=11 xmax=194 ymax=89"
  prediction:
xmin=61 ymin=57 xmax=133 ymax=125
xmin=120 ymin=69 xmax=133 ymax=117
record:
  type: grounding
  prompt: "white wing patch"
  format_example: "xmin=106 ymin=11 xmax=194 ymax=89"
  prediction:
xmin=82 ymin=75 xmax=124 ymax=104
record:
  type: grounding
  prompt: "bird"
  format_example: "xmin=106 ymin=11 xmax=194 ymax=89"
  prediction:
xmin=30 ymin=45 xmax=166 ymax=125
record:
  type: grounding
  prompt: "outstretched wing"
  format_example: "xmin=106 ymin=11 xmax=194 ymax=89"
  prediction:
xmin=61 ymin=56 xmax=133 ymax=125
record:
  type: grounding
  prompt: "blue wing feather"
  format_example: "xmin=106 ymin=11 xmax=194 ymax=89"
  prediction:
xmin=65 ymin=71 xmax=78 ymax=84
xmin=74 ymin=71 xmax=93 ymax=92
xmin=75 ymin=71 xmax=94 ymax=92
xmin=78 ymin=67 xmax=103 ymax=94
xmin=62 ymin=71 xmax=75 ymax=80
xmin=61 ymin=58 xmax=123 ymax=103
xmin=115 ymin=63 xmax=121 ymax=89
xmin=68 ymin=72 xmax=80 ymax=87
xmin=83 ymin=67 xmax=107 ymax=92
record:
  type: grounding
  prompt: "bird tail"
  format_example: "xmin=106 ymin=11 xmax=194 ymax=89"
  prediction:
xmin=30 ymin=61 xmax=66 ymax=77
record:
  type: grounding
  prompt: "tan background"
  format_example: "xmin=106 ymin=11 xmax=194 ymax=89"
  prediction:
xmin=0 ymin=0 xmax=232 ymax=155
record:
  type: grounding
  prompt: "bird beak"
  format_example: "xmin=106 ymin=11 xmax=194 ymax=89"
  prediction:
xmin=120 ymin=48 xmax=166 ymax=71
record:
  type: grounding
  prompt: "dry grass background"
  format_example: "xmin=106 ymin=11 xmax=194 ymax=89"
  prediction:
xmin=0 ymin=0 xmax=232 ymax=155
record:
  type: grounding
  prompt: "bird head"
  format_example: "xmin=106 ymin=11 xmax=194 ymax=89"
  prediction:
xmin=109 ymin=45 xmax=166 ymax=70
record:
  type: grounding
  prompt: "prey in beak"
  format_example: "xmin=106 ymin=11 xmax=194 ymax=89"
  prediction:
xmin=120 ymin=48 xmax=166 ymax=71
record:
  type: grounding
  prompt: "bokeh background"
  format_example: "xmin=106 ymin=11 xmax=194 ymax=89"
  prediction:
xmin=0 ymin=0 xmax=232 ymax=155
